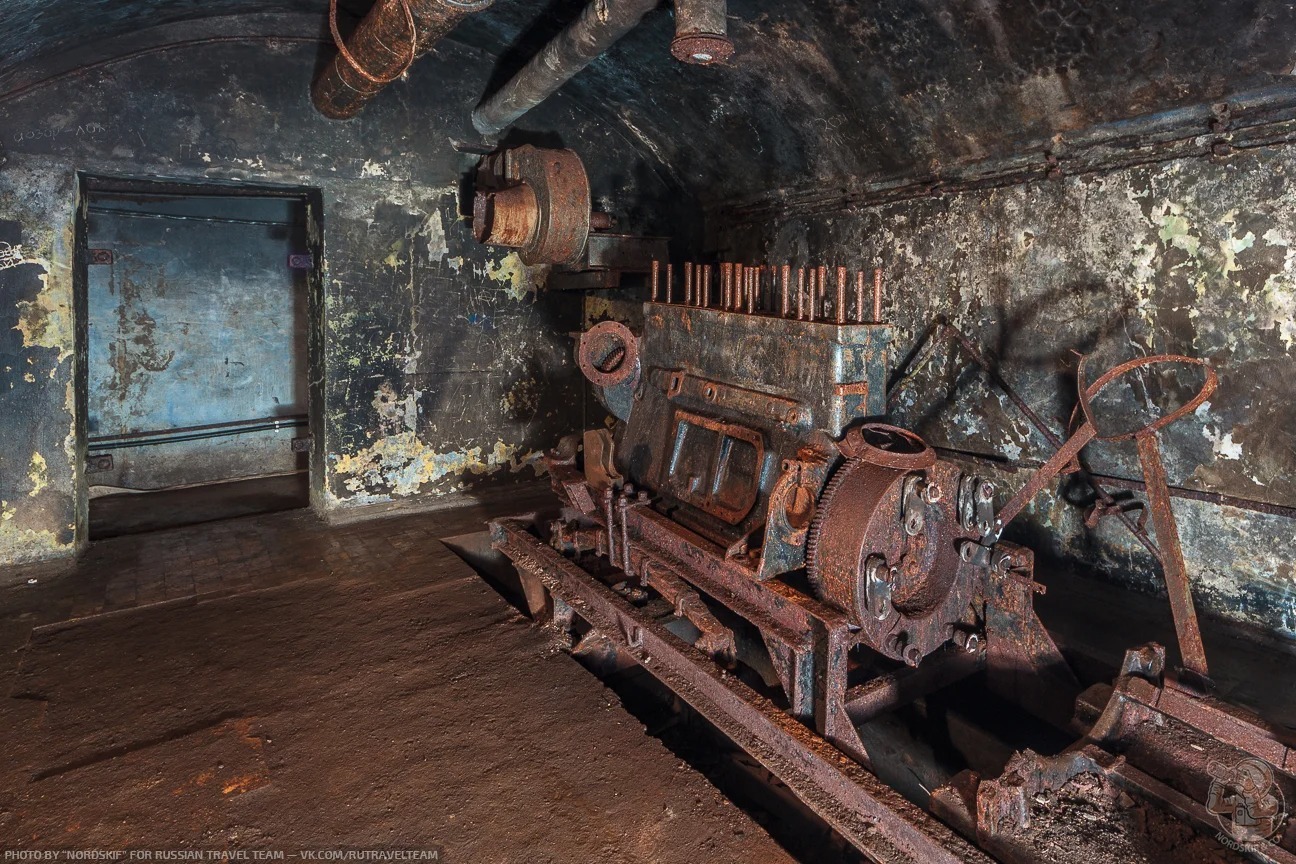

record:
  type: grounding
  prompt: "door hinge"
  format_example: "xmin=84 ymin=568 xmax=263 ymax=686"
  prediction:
xmin=86 ymin=453 xmax=114 ymax=472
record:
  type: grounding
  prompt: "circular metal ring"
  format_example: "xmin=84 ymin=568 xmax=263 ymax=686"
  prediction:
xmin=840 ymin=422 xmax=936 ymax=470
xmin=578 ymin=321 xmax=639 ymax=389
xmin=1075 ymin=354 xmax=1219 ymax=442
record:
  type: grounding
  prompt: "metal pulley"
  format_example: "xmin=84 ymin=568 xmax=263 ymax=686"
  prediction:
xmin=472 ymin=145 xmax=611 ymax=266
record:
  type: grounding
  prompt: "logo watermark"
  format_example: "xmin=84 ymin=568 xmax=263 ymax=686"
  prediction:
xmin=1207 ymin=756 xmax=1287 ymax=850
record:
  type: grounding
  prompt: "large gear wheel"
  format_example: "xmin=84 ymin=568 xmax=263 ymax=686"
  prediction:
xmin=803 ymin=424 xmax=981 ymax=666
xmin=805 ymin=455 xmax=866 ymax=598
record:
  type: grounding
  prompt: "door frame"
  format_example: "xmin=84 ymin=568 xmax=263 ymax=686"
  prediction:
xmin=72 ymin=173 xmax=325 ymax=547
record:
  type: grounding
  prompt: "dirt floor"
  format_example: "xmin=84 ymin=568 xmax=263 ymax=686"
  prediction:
xmin=0 ymin=485 xmax=798 ymax=862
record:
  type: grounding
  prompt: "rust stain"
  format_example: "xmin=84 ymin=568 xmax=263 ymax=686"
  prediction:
xmin=221 ymin=774 xmax=268 ymax=796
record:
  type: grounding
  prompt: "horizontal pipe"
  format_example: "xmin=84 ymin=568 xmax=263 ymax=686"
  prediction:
xmin=313 ymin=0 xmax=493 ymax=120
xmin=471 ymin=0 xmax=658 ymax=138
xmin=88 ymin=415 xmax=308 ymax=449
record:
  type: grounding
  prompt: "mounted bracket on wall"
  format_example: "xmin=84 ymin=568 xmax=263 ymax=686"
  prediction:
xmin=471 ymin=145 xmax=667 ymax=288
xmin=473 ymin=145 xmax=595 ymax=267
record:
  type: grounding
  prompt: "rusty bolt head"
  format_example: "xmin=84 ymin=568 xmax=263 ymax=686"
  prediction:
xmin=977 ymin=481 xmax=995 ymax=501
xmin=922 ymin=482 xmax=943 ymax=504
xmin=902 ymin=644 xmax=923 ymax=667
xmin=959 ymin=541 xmax=977 ymax=563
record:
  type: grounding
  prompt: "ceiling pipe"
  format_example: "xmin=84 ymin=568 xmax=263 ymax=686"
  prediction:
xmin=671 ymin=0 xmax=732 ymax=65
xmin=471 ymin=0 xmax=659 ymax=138
xmin=313 ymin=0 xmax=494 ymax=120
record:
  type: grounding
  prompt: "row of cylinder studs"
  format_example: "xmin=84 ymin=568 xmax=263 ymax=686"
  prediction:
xmin=649 ymin=261 xmax=884 ymax=323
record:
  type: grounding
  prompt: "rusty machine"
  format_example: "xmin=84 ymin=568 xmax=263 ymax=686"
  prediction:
xmin=475 ymin=149 xmax=1296 ymax=863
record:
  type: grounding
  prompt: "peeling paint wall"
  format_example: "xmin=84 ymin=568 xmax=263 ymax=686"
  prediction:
xmin=0 ymin=160 xmax=79 ymax=564
xmin=0 ymin=35 xmax=694 ymax=570
xmin=717 ymin=145 xmax=1296 ymax=639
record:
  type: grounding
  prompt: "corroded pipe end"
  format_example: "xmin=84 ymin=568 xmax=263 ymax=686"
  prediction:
xmin=312 ymin=0 xmax=493 ymax=120
xmin=470 ymin=105 xmax=504 ymax=139
xmin=670 ymin=33 xmax=734 ymax=65
xmin=473 ymin=183 xmax=540 ymax=247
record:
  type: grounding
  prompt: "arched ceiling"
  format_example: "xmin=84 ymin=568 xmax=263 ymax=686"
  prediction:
xmin=2 ymin=0 xmax=1294 ymax=203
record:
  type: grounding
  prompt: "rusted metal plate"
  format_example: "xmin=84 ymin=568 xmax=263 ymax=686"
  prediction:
xmin=582 ymin=233 xmax=668 ymax=271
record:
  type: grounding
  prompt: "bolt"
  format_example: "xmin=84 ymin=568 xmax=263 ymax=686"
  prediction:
xmin=959 ymin=541 xmax=977 ymax=562
xmin=978 ymin=481 xmax=995 ymax=501
xmin=952 ymin=630 xmax=982 ymax=653
xmin=902 ymin=644 xmax=922 ymax=667
xmin=1212 ymin=142 xmax=1233 ymax=158
xmin=923 ymin=482 xmax=943 ymax=504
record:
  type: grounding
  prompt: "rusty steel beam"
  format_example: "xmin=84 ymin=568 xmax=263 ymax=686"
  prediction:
xmin=490 ymin=520 xmax=993 ymax=864
xmin=471 ymin=0 xmax=658 ymax=138
xmin=1136 ymin=433 xmax=1210 ymax=680
xmin=313 ymin=0 xmax=494 ymax=120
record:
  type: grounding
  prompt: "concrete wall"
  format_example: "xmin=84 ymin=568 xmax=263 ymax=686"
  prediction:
xmin=0 ymin=163 xmax=79 ymax=563
xmin=716 ymin=145 xmax=1296 ymax=639
xmin=0 ymin=35 xmax=693 ymax=569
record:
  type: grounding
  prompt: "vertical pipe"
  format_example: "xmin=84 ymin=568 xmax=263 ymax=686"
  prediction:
xmin=685 ymin=262 xmax=694 ymax=305
xmin=873 ymin=267 xmax=883 ymax=322
xmin=808 ymin=266 xmax=819 ymax=321
xmin=671 ymin=0 xmax=734 ymax=66
xmin=796 ymin=268 xmax=806 ymax=320
xmin=781 ymin=264 xmax=791 ymax=317
xmin=836 ymin=266 xmax=847 ymax=324
xmin=816 ymin=265 xmax=827 ymax=320
xmin=855 ymin=271 xmax=866 ymax=323
xmin=472 ymin=0 xmax=659 ymax=137
xmin=666 ymin=263 xmax=674 ymax=303
xmin=651 ymin=260 xmax=660 ymax=302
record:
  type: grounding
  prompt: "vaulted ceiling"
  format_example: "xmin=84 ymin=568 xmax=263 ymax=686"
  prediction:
xmin=2 ymin=0 xmax=1293 ymax=201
